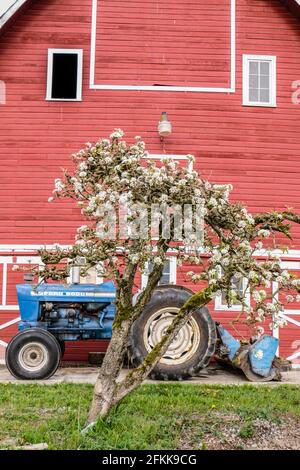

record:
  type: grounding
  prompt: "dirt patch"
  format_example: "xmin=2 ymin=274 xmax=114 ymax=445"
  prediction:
xmin=179 ymin=412 xmax=300 ymax=450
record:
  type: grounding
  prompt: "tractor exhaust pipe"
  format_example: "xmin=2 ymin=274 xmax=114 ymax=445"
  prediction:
xmin=71 ymin=266 xmax=81 ymax=284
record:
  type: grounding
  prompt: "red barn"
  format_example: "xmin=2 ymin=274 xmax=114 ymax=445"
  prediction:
xmin=0 ymin=0 xmax=300 ymax=367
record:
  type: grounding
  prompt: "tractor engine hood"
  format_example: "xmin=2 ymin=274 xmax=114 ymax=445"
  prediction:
xmin=16 ymin=282 xmax=116 ymax=323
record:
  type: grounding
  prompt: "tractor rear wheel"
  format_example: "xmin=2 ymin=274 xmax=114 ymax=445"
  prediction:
xmin=5 ymin=329 xmax=61 ymax=380
xmin=129 ymin=285 xmax=216 ymax=380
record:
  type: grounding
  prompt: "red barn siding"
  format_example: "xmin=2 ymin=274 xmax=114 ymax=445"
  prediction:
xmin=0 ymin=0 xmax=300 ymax=363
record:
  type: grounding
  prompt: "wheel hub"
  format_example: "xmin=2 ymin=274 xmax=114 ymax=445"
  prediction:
xmin=18 ymin=342 xmax=49 ymax=372
xmin=144 ymin=307 xmax=201 ymax=365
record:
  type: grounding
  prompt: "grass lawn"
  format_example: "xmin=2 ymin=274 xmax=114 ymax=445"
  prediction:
xmin=0 ymin=383 xmax=299 ymax=450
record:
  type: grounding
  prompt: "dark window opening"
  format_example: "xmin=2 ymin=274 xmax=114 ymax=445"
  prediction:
xmin=148 ymin=260 xmax=171 ymax=285
xmin=51 ymin=53 xmax=78 ymax=99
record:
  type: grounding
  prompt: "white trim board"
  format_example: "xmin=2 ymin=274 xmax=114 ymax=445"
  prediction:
xmin=0 ymin=245 xmax=71 ymax=252
xmin=89 ymin=0 xmax=236 ymax=93
xmin=0 ymin=317 xmax=21 ymax=331
xmin=287 ymin=350 xmax=300 ymax=362
xmin=3 ymin=246 xmax=300 ymax=260
xmin=0 ymin=0 xmax=27 ymax=29
xmin=253 ymin=249 xmax=300 ymax=259
xmin=0 ymin=317 xmax=21 ymax=348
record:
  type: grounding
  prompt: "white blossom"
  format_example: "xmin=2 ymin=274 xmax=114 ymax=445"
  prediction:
xmin=98 ymin=191 xmax=107 ymax=201
xmin=54 ymin=178 xmax=64 ymax=192
xmin=110 ymin=128 xmax=124 ymax=139
xmin=255 ymin=326 xmax=265 ymax=336
xmin=38 ymin=129 xmax=300 ymax=336
xmin=253 ymin=291 xmax=261 ymax=302
xmin=292 ymin=279 xmax=300 ymax=288
xmin=262 ymin=279 xmax=271 ymax=288
xmin=208 ymin=197 xmax=217 ymax=207
xmin=79 ymin=162 xmax=87 ymax=171
xmin=258 ymin=229 xmax=270 ymax=238
xmin=130 ymin=254 xmax=139 ymax=264
xmin=282 ymin=270 xmax=291 ymax=280
xmin=255 ymin=349 xmax=264 ymax=359
xmin=75 ymin=239 xmax=85 ymax=246
xmin=266 ymin=303 xmax=276 ymax=312
xmin=77 ymin=225 xmax=89 ymax=233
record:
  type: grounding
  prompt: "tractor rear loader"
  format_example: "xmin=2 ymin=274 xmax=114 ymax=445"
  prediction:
xmin=5 ymin=274 xmax=288 ymax=382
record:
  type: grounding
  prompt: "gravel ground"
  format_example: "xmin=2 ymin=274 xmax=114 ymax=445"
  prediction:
xmin=0 ymin=363 xmax=299 ymax=385
xmin=180 ymin=412 xmax=300 ymax=450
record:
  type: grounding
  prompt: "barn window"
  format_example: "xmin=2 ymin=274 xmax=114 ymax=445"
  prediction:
xmin=215 ymin=274 xmax=250 ymax=311
xmin=141 ymin=258 xmax=177 ymax=289
xmin=46 ymin=49 xmax=83 ymax=101
xmin=243 ymin=55 xmax=276 ymax=107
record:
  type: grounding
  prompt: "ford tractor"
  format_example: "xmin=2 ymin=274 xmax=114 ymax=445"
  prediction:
xmin=5 ymin=270 xmax=287 ymax=382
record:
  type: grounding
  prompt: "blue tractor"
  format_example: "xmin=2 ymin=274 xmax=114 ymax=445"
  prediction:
xmin=5 ymin=274 xmax=286 ymax=382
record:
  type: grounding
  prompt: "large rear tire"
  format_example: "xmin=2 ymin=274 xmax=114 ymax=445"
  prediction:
xmin=5 ymin=328 xmax=61 ymax=380
xmin=130 ymin=285 xmax=216 ymax=380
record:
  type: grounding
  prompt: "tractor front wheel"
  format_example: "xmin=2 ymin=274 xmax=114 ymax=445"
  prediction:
xmin=5 ymin=329 xmax=61 ymax=380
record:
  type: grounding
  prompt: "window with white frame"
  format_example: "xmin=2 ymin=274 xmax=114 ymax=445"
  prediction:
xmin=215 ymin=274 xmax=250 ymax=311
xmin=141 ymin=257 xmax=177 ymax=289
xmin=46 ymin=49 xmax=83 ymax=101
xmin=243 ymin=55 xmax=276 ymax=107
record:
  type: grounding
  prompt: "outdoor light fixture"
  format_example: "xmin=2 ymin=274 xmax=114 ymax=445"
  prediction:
xmin=158 ymin=112 xmax=172 ymax=139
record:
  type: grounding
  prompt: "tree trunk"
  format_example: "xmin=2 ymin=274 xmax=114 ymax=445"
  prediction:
xmin=84 ymin=260 xmax=168 ymax=429
xmin=85 ymin=317 xmax=132 ymax=427
xmin=84 ymin=285 xmax=217 ymax=431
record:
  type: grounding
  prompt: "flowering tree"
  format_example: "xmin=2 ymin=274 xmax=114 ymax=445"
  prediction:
xmin=29 ymin=129 xmax=300 ymax=428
